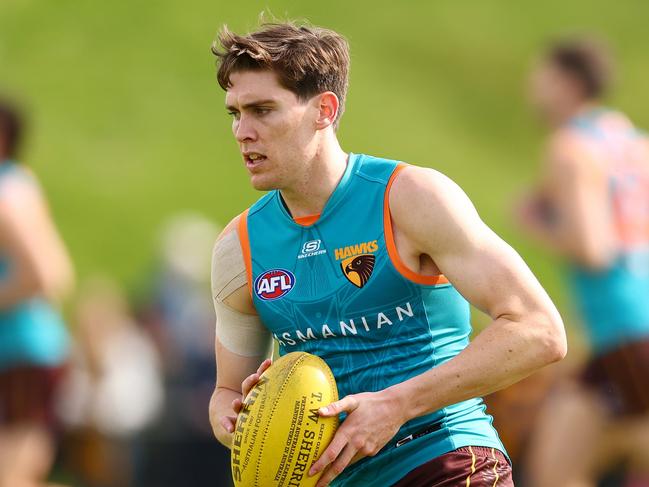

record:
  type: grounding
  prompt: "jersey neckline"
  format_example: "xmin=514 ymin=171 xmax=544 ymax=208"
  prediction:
xmin=274 ymin=152 xmax=360 ymax=228
xmin=566 ymin=105 xmax=611 ymax=129
xmin=0 ymin=160 xmax=16 ymax=178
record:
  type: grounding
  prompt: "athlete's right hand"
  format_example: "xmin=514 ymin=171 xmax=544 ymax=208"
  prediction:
xmin=220 ymin=358 xmax=273 ymax=434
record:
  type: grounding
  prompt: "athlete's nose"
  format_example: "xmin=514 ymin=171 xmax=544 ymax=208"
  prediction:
xmin=234 ymin=114 xmax=257 ymax=143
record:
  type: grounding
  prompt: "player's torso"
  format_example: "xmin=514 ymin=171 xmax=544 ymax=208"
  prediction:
xmin=0 ymin=161 xmax=69 ymax=369
xmin=245 ymin=153 xmax=467 ymax=396
xmin=566 ymin=109 xmax=649 ymax=352
xmin=241 ymin=153 xmax=505 ymax=485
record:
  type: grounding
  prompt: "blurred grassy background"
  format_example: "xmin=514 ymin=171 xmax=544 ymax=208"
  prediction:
xmin=1 ymin=0 xmax=648 ymax=322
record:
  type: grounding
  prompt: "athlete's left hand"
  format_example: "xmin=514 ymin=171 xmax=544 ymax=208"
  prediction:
xmin=309 ymin=389 xmax=406 ymax=487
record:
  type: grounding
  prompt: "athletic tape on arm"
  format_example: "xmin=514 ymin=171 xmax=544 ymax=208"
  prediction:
xmin=212 ymin=228 xmax=271 ymax=357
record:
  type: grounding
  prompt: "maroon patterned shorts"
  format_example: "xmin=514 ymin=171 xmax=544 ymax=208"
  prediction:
xmin=0 ymin=365 xmax=66 ymax=428
xmin=580 ymin=338 xmax=649 ymax=417
xmin=391 ymin=446 xmax=514 ymax=487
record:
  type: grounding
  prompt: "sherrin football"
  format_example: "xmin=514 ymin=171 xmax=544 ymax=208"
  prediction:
xmin=231 ymin=351 xmax=340 ymax=487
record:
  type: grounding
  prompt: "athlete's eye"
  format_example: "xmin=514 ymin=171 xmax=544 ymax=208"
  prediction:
xmin=254 ymin=107 xmax=271 ymax=116
xmin=227 ymin=111 xmax=240 ymax=121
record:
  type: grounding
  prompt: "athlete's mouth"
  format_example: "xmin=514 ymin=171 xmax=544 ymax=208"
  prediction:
xmin=243 ymin=152 xmax=267 ymax=168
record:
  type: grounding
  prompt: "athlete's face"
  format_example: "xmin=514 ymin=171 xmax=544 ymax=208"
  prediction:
xmin=529 ymin=62 xmax=583 ymax=123
xmin=225 ymin=70 xmax=321 ymax=191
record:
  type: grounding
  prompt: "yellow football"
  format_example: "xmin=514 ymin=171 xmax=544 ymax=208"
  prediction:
xmin=231 ymin=351 xmax=339 ymax=487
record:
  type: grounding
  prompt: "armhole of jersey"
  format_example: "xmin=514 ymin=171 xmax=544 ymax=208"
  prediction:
xmin=384 ymin=164 xmax=450 ymax=286
xmin=237 ymin=208 xmax=253 ymax=297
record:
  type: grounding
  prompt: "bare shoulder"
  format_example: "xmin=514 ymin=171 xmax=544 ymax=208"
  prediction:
xmin=388 ymin=164 xmax=484 ymax=254
xmin=545 ymin=128 xmax=597 ymax=172
xmin=0 ymin=169 xmax=42 ymax=212
xmin=389 ymin=165 xmax=477 ymax=223
xmin=391 ymin=165 xmax=457 ymax=206
xmin=0 ymin=170 xmax=47 ymax=234
xmin=634 ymin=131 xmax=649 ymax=155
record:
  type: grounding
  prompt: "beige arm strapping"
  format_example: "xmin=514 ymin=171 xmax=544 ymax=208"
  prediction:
xmin=211 ymin=227 xmax=272 ymax=357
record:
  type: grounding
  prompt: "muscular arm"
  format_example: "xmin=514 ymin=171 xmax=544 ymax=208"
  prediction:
xmin=516 ymin=132 xmax=616 ymax=269
xmin=0 ymin=175 xmax=74 ymax=308
xmin=208 ymin=216 xmax=273 ymax=448
xmin=385 ymin=166 xmax=567 ymax=420
xmin=310 ymin=165 xmax=567 ymax=484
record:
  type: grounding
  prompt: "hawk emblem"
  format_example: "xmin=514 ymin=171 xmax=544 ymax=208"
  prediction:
xmin=341 ymin=254 xmax=375 ymax=288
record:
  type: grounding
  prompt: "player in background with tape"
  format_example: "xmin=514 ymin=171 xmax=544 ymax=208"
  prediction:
xmin=208 ymin=21 xmax=566 ymax=487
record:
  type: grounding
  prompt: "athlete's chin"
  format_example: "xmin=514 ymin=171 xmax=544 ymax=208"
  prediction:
xmin=249 ymin=174 xmax=280 ymax=191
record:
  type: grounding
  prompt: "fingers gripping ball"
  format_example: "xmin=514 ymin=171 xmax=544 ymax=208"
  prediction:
xmin=231 ymin=352 xmax=339 ymax=487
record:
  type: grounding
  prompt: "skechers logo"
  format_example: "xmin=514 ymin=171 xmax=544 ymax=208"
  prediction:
xmin=298 ymin=239 xmax=327 ymax=259
xmin=254 ymin=269 xmax=295 ymax=300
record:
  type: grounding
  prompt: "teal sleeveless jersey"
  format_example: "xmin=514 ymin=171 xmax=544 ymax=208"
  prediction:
xmin=565 ymin=109 xmax=649 ymax=355
xmin=0 ymin=161 xmax=70 ymax=369
xmin=240 ymin=153 xmax=505 ymax=486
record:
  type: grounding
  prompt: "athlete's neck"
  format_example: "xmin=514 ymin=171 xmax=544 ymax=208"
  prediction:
xmin=279 ymin=136 xmax=348 ymax=219
xmin=550 ymin=100 xmax=600 ymax=128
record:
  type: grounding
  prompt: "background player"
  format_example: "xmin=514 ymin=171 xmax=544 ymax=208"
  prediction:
xmin=208 ymin=22 xmax=567 ymax=486
xmin=518 ymin=39 xmax=649 ymax=486
xmin=0 ymin=100 xmax=75 ymax=486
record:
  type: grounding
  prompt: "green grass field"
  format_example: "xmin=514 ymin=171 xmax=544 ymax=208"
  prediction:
xmin=2 ymin=0 xmax=649 ymax=327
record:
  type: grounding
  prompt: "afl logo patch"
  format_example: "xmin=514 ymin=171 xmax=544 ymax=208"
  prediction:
xmin=254 ymin=269 xmax=296 ymax=301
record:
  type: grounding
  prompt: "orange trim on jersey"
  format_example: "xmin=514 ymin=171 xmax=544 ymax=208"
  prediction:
xmin=384 ymin=164 xmax=450 ymax=286
xmin=237 ymin=209 xmax=253 ymax=297
xmin=293 ymin=214 xmax=321 ymax=226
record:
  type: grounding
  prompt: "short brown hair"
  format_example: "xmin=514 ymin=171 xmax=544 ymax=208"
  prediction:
xmin=0 ymin=100 xmax=24 ymax=160
xmin=211 ymin=22 xmax=350 ymax=127
xmin=547 ymin=38 xmax=613 ymax=99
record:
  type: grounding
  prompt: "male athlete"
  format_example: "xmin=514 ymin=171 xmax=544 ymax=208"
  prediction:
xmin=518 ymin=39 xmax=649 ymax=487
xmin=0 ymin=100 xmax=74 ymax=486
xmin=209 ymin=22 xmax=566 ymax=487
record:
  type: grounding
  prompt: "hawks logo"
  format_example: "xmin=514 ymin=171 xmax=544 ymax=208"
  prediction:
xmin=254 ymin=269 xmax=295 ymax=300
xmin=341 ymin=254 xmax=375 ymax=288
xmin=335 ymin=240 xmax=378 ymax=288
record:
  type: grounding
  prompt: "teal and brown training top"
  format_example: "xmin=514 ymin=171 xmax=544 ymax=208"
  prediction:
xmin=238 ymin=153 xmax=506 ymax=486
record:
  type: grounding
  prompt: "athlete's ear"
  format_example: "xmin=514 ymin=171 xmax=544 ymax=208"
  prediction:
xmin=314 ymin=91 xmax=339 ymax=130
